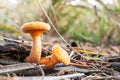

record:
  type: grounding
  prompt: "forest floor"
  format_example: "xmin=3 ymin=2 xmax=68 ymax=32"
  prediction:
xmin=0 ymin=35 xmax=120 ymax=80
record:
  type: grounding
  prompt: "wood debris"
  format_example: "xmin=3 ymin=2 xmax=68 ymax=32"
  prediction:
xmin=0 ymin=36 xmax=120 ymax=79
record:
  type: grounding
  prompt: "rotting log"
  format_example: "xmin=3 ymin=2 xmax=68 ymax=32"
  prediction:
xmin=0 ymin=43 xmax=30 ymax=62
xmin=0 ymin=43 xmax=50 ymax=63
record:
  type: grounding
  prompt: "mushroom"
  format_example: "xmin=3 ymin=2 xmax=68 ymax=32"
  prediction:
xmin=39 ymin=44 xmax=70 ymax=68
xmin=21 ymin=22 xmax=50 ymax=64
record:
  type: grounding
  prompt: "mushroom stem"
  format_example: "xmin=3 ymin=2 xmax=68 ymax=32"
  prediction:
xmin=25 ymin=31 xmax=43 ymax=64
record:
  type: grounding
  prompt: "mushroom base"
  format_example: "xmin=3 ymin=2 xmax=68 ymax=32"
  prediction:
xmin=39 ymin=55 xmax=58 ymax=68
xmin=25 ymin=55 xmax=40 ymax=64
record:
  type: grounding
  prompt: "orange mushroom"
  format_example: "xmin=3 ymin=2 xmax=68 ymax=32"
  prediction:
xmin=39 ymin=44 xmax=70 ymax=68
xmin=21 ymin=22 xmax=50 ymax=64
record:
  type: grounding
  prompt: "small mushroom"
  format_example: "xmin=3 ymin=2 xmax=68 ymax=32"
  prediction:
xmin=21 ymin=22 xmax=50 ymax=64
xmin=39 ymin=44 xmax=70 ymax=68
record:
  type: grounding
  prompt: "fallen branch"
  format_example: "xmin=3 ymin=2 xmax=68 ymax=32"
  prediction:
xmin=0 ymin=59 xmax=21 ymax=65
xmin=0 ymin=63 xmax=37 ymax=74
xmin=18 ymin=73 xmax=84 ymax=80
xmin=55 ymin=65 xmax=101 ymax=74
xmin=83 ymin=76 xmax=120 ymax=80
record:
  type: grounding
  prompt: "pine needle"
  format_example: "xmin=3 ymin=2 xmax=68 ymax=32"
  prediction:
xmin=37 ymin=0 xmax=86 ymax=60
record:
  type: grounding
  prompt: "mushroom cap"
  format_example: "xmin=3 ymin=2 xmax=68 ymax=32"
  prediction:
xmin=21 ymin=22 xmax=51 ymax=33
xmin=52 ymin=45 xmax=70 ymax=65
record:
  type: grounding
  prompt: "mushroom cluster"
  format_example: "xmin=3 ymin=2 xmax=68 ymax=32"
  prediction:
xmin=21 ymin=21 xmax=70 ymax=68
